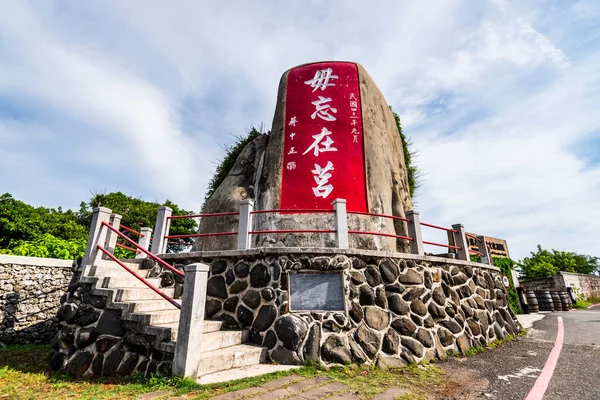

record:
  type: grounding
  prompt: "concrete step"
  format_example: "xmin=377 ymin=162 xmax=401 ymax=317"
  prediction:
xmin=129 ymin=299 xmax=181 ymax=313
xmin=147 ymin=320 xmax=224 ymax=342
xmin=159 ymin=330 xmax=249 ymax=354
xmin=87 ymin=259 xmax=144 ymax=277
xmin=103 ymin=277 xmax=162 ymax=289
xmin=196 ymin=344 xmax=267 ymax=376
xmin=148 ymin=309 xmax=180 ymax=325
xmin=197 ymin=364 xmax=301 ymax=385
xmin=116 ymin=287 xmax=175 ymax=302
xmin=200 ymin=330 xmax=249 ymax=353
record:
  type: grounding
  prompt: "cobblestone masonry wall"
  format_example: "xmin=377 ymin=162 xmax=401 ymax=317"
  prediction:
xmin=165 ymin=250 xmax=521 ymax=367
xmin=0 ymin=255 xmax=73 ymax=345
xmin=50 ymin=258 xmax=182 ymax=378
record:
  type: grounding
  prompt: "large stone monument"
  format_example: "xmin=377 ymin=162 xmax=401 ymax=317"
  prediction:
xmin=51 ymin=62 xmax=521 ymax=379
xmin=187 ymin=61 xmax=521 ymax=368
xmin=195 ymin=62 xmax=412 ymax=252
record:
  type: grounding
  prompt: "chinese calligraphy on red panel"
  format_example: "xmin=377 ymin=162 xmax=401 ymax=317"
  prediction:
xmin=280 ymin=62 xmax=367 ymax=212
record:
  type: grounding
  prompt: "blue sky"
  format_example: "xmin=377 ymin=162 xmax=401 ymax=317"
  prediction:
xmin=1 ymin=0 xmax=599 ymax=260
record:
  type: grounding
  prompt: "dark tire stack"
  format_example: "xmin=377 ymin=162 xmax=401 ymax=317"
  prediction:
xmin=536 ymin=290 xmax=554 ymax=311
xmin=526 ymin=291 xmax=539 ymax=313
xmin=551 ymin=291 xmax=563 ymax=311
xmin=559 ymin=291 xmax=572 ymax=310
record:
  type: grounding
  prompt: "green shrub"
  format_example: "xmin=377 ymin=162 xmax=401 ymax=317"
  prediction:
xmin=493 ymin=257 xmax=521 ymax=315
xmin=2 ymin=234 xmax=86 ymax=260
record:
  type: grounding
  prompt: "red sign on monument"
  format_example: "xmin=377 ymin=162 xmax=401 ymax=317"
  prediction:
xmin=280 ymin=62 xmax=368 ymax=212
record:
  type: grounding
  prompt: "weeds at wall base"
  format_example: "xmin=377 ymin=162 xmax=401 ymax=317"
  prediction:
xmin=0 ymin=331 xmax=524 ymax=399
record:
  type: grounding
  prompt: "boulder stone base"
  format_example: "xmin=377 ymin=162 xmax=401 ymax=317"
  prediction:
xmin=164 ymin=249 xmax=522 ymax=366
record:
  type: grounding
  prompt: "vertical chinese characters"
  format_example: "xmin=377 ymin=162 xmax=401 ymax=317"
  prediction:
xmin=281 ymin=62 xmax=367 ymax=211
xmin=304 ymin=69 xmax=339 ymax=199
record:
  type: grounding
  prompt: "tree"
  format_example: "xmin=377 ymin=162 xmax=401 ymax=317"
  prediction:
xmin=0 ymin=193 xmax=87 ymax=249
xmin=79 ymin=192 xmax=198 ymax=253
xmin=518 ymin=245 xmax=599 ymax=279
xmin=0 ymin=192 xmax=198 ymax=259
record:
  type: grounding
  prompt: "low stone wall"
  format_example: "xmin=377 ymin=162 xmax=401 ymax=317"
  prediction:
xmin=0 ymin=255 xmax=73 ymax=345
xmin=163 ymin=248 xmax=521 ymax=367
xmin=521 ymin=272 xmax=600 ymax=300
xmin=518 ymin=276 xmax=564 ymax=292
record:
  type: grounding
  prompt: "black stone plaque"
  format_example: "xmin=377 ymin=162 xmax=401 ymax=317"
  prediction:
xmin=289 ymin=273 xmax=344 ymax=311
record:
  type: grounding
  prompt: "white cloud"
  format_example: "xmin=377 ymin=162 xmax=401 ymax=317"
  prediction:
xmin=0 ymin=0 xmax=599 ymax=260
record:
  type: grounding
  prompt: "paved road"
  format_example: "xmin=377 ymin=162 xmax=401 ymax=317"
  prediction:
xmin=441 ymin=308 xmax=600 ymax=399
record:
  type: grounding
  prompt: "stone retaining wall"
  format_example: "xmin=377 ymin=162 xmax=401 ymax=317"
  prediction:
xmin=50 ymin=259 xmax=181 ymax=378
xmin=163 ymin=249 xmax=521 ymax=367
xmin=521 ymin=272 xmax=600 ymax=300
xmin=0 ymin=255 xmax=73 ymax=345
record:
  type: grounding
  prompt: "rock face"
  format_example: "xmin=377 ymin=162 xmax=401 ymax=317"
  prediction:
xmin=193 ymin=134 xmax=269 ymax=251
xmin=195 ymin=62 xmax=412 ymax=252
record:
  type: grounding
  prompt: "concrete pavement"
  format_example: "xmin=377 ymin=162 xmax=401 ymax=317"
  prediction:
xmin=441 ymin=308 xmax=600 ymax=399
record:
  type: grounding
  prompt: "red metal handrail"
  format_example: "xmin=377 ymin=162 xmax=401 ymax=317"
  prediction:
xmin=422 ymin=240 xmax=461 ymax=250
xmin=347 ymin=211 xmax=410 ymax=223
xmin=250 ymin=209 xmax=335 ymax=215
xmin=349 ymin=230 xmax=414 ymax=241
xmin=119 ymin=225 xmax=145 ymax=237
xmin=97 ymin=245 xmax=180 ymax=310
xmin=116 ymin=243 xmax=141 ymax=253
xmin=420 ymin=222 xmax=458 ymax=233
xmin=101 ymin=221 xmax=184 ymax=278
xmin=165 ymin=232 xmax=237 ymax=239
xmin=248 ymin=229 xmax=336 ymax=235
xmin=465 ymin=233 xmax=483 ymax=242
xmin=168 ymin=211 xmax=239 ymax=219
xmin=469 ymin=249 xmax=484 ymax=257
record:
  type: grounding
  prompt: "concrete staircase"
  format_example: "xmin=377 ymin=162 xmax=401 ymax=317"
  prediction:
xmin=82 ymin=258 xmax=278 ymax=382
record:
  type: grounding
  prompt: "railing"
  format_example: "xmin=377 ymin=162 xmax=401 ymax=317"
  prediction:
xmin=96 ymin=245 xmax=181 ymax=309
xmin=81 ymin=209 xmax=183 ymax=312
xmin=81 ymin=207 xmax=208 ymax=379
xmin=84 ymin=199 xmax=492 ymax=266
xmin=419 ymin=222 xmax=461 ymax=250
xmin=248 ymin=208 xmax=336 ymax=237
xmin=102 ymin=222 xmax=184 ymax=278
xmin=145 ymin=198 xmax=493 ymax=265
xmin=106 ymin=219 xmax=152 ymax=259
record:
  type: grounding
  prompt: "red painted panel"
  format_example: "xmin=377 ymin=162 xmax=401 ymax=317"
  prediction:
xmin=280 ymin=62 xmax=367 ymax=212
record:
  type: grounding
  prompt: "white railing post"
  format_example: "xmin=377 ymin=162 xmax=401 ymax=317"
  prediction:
xmin=136 ymin=227 xmax=153 ymax=259
xmin=105 ymin=213 xmax=122 ymax=258
xmin=477 ymin=235 xmax=492 ymax=265
xmin=405 ymin=210 xmax=424 ymax=256
xmin=82 ymin=207 xmax=112 ymax=267
xmin=173 ymin=262 xmax=210 ymax=378
xmin=151 ymin=206 xmax=172 ymax=254
xmin=237 ymin=200 xmax=254 ymax=250
xmin=333 ymin=198 xmax=349 ymax=249
xmin=451 ymin=223 xmax=469 ymax=261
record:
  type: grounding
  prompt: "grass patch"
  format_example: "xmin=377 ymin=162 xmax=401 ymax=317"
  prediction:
xmin=454 ymin=331 xmax=524 ymax=358
xmin=320 ymin=363 xmax=444 ymax=400
xmin=573 ymin=300 xmax=591 ymax=309
xmin=0 ymin=330 xmax=525 ymax=400
xmin=0 ymin=345 xmax=450 ymax=400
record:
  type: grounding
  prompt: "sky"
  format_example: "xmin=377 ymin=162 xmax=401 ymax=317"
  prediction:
xmin=1 ymin=0 xmax=599 ymax=261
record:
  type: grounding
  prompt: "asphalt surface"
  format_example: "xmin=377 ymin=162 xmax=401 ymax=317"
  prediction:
xmin=441 ymin=307 xmax=600 ymax=400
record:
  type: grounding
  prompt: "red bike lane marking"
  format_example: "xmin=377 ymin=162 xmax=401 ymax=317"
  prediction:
xmin=525 ymin=316 xmax=564 ymax=400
